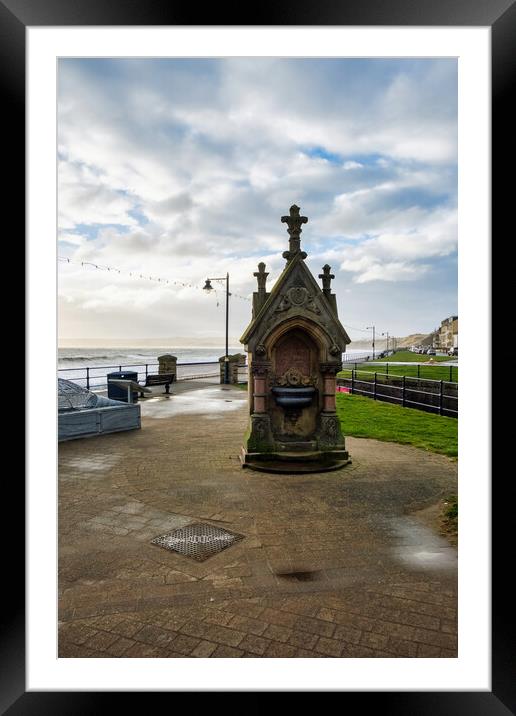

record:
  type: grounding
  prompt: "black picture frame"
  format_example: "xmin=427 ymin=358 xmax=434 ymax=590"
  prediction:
xmin=6 ymin=0 xmax=510 ymax=710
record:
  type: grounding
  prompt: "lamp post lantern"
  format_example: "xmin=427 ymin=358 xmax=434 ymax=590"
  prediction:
xmin=203 ymin=273 xmax=230 ymax=384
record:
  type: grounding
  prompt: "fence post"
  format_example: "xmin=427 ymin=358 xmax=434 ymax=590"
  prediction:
xmin=351 ymin=369 xmax=355 ymax=395
xmin=354 ymin=362 xmax=357 ymax=372
xmin=145 ymin=364 xmax=148 ymax=379
xmin=439 ymin=380 xmax=443 ymax=416
xmin=119 ymin=365 xmax=122 ymax=372
xmin=417 ymin=364 xmax=420 ymax=379
xmin=402 ymin=375 xmax=406 ymax=407
xmin=449 ymin=365 xmax=452 ymax=382
xmin=86 ymin=367 xmax=90 ymax=390
xmin=386 ymin=363 xmax=389 ymax=376
xmin=374 ymin=372 xmax=377 ymax=400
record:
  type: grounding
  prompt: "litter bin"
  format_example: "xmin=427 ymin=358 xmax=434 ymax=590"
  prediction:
xmin=107 ymin=371 xmax=139 ymax=403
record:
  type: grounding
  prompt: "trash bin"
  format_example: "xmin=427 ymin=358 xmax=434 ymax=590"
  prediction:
xmin=107 ymin=371 xmax=139 ymax=403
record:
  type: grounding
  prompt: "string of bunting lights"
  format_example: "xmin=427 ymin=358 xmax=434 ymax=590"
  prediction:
xmin=57 ymin=255 xmax=252 ymax=303
xmin=58 ymin=255 xmax=371 ymax=333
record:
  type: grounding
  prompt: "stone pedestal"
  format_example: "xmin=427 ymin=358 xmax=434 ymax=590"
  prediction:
xmin=219 ymin=353 xmax=246 ymax=384
xmin=158 ymin=354 xmax=177 ymax=379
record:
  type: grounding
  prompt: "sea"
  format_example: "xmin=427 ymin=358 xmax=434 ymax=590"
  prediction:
xmin=58 ymin=346 xmax=374 ymax=390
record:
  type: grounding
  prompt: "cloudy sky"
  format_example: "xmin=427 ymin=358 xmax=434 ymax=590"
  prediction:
xmin=58 ymin=58 xmax=457 ymax=345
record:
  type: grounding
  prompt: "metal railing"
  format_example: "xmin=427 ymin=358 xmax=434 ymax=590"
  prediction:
xmin=58 ymin=360 xmax=225 ymax=391
xmin=342 ymin=353 xmax=375 ymax=363
xmin=340 ymin=369 xmax=458 ymax=417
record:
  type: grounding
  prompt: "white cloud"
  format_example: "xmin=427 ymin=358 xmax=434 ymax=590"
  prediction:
xmin=329 ymin=209 xmax=457 ymax=283
xmin=58 ymin=160 xmax=139 ymax=229
xmin=343 ymin=260 xmax=430 ymax=284
xmin=57 ymin=58 xmax=458 ymax=339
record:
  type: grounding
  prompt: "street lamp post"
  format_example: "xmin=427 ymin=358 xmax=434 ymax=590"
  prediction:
xmin=203 ymin=273 xmax=230 ymax=384
xmin=382 ymin=331 xmax=390 ymax=353
xmin=366 ymin=325 xmax=376 ymax=360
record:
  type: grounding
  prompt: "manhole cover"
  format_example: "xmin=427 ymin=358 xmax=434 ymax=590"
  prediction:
xmin=151 ymin=522 xmax=244 ymax=561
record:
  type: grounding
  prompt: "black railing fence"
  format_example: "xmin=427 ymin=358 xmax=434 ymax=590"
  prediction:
xmin=58 ymin=353 xmax=370 ymax=392
xmin=342 ymin=353 xmax=375 ymax=363
xmin=58 ymin=361 xmax=224 ymax=391
xmin=338 ymin=369 xmax=458 ymax=418
xmin=342 ymin=360 xmax=457 ymax=382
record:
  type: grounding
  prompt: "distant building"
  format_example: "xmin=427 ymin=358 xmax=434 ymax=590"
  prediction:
xmin=438 ymin=316 xmax=458 ymax=350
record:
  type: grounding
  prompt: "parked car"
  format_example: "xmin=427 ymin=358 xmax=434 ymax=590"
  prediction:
xmin=427 ymin=348 xmax=436 ymax=355
xmin=448 ymin=347 xmax=458 ymax=356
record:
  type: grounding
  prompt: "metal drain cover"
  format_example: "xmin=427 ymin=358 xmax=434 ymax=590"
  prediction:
xmin=151 ymin=522 xmax=244 ymax=561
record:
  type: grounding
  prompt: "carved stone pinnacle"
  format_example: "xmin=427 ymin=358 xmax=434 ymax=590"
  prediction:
xmin=281 ymin=204 xmax=308 ymax=261
xmin=319 ymin=264 xmax=335 ymax=295
xmin=253 ymin=262 xmax=269 ymax=294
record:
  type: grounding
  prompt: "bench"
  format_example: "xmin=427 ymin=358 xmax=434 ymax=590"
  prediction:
xmin=141 ymin=373 xmax=176 ymax=395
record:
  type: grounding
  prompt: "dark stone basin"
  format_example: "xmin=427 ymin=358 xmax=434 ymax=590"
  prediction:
xmin=271 ymin=386 xmax=315 ymax=408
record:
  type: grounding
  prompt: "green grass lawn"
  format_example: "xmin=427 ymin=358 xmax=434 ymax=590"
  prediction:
xmin=339 ymin=361 xmax=458 ymax=382
xmin=336 ymin=392 xmax=458 ymax=457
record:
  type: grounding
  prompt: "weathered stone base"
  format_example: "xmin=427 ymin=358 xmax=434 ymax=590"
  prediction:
xmin=242 ymin=413 xmax=275 ymax=453
xmin=239 ymin=445 xmax=351 ymax=474
xmin=316 ymin=412 xmax=347 ymax=451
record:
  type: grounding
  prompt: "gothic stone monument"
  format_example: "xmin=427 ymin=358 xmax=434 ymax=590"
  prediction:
xmin=239 ymin=204 xmax=351 ymax=473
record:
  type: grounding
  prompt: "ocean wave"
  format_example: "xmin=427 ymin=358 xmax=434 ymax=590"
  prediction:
xmin=59 ymin=355 xmax=113 ymax=361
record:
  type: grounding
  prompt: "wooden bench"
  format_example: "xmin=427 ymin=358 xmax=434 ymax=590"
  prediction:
xmin=140 ymin=373 xmax=176 ymax=395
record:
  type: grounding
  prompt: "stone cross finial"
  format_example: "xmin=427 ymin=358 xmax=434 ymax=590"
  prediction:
xmin=253 ymin=261 xmax=269 ymax=295
xmin=319 ymin=264 xmax=335 ymax=295
xmin=281 ymin=204 xmax=308 ymax=261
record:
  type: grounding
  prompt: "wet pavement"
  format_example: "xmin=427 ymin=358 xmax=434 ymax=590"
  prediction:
xmin=58 ymin=381 xmax=458 ymax=658
xmin=140 ymin=383 xmax=247 ymax=420
xmin=387 ymin=516 xmax=457 ymax=572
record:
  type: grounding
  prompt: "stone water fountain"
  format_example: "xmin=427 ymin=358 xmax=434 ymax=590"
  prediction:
xmin=239 ymin=204 xmax=352 ymax=473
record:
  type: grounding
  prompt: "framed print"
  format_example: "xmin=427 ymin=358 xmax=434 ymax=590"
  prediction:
xmin=5 ymin=0 xmax=511 ymax=710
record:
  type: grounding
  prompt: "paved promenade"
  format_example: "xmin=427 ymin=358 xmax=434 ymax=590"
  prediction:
xmin=58 ymin=381 xmax=457 ymax=658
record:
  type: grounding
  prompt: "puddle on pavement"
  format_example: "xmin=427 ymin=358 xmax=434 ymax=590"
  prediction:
xmin=140 ymin=387 xmax=246 ymax=419
xmin=389 ymin=515 xmax=457 ymax=572
xmin=60 ymin=453 xmax=121 ymax=473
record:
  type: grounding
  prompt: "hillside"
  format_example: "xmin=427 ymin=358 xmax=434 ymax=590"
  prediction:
xmin=396 ymin=334 xmax=429 ymax=348
xmin=349 ymin=333 xmax=428 ymax=350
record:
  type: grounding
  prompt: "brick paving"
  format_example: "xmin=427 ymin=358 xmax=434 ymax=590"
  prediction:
xmin=58 ymin=381 xmax=457 ymax=658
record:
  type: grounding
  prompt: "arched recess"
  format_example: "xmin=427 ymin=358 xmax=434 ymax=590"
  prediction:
xmin=262 ymin=315 xmax=334 ymax=362
xmin=266 ymin=323 xmax=324 ymax=440
xmin=271 ymin=328 xmax=319 ymax=381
